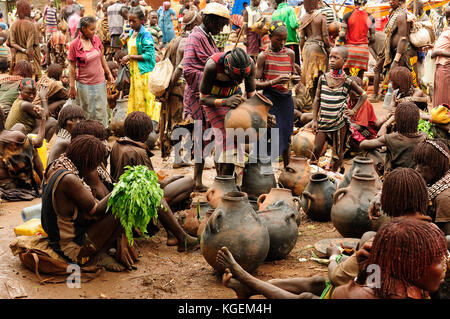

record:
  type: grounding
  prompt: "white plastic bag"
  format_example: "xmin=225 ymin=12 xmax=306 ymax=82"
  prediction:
xmin=148 ymin=58 xmax=174 ymax=97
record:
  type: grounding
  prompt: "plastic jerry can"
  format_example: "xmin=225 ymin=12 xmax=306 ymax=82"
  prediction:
xmin=14 ymin=219 xmax=47 ymax=237
xmin=21 ymin=203 xmax=42 ymax=222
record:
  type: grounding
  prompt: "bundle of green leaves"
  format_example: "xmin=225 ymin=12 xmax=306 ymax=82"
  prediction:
xmin=107 ymin=165 xmax=164 ymax=246
xmin=418 ymin=119 xmax=434 ymax=138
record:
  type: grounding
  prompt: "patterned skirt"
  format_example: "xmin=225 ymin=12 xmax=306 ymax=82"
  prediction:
xmin=344 ymin=43 xmax=370 ymax=72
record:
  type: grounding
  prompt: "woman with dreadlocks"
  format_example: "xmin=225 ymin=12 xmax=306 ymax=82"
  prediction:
xmin=255 ymin=20 xmax=300 ymax=168
xmin=200 ymin=46 xmax=256 ymax=182
xmin=377 ymin=66 xmax=428 ymax=137
xmin=414 ymin=139 xmax=450 ymax=237
xmin=332 ymin=218 xmax=448 ymax=299
xmin=42 ymin=135 xmax=139 ymax=272
xmin=360 ymin=101 xmax=427 ymax=176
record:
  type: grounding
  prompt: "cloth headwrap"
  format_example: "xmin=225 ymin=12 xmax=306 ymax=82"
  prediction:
xmin=19 ymin=78 xmax=35 ymax=90
xmin=425 ymin=139 xmax=450 ymax=159
xmin=224 ymin=53 xmax=252 ymax=77
xmin=163 ymin=1 xmax=170 ymax=10
xmin=268 ymin=21 xmax=286 ymax=35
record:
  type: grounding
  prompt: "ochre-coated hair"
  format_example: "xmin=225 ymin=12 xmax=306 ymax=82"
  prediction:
xmin=389 ymin=66 xmax=413 ymax=96
xmin=47 ymin=63 xmax=63 ymax=80
xmin=57 ymin=105 xmax=86 ymax=129
xmin=413 ymin=139 xmax=450 ymax=181
xmin=71 ymin=119 xmax=107 ymax=140
xmin=13 ymin=60 xmax=33 ymax=78
xmin=381 ymin=167 xmax=428 ymax=217
xmin=394 ymin=102 xmax=419 ymax=134
xmin=360 ymin=218 xmax=447 ymax=298
xmin=66 ymin=135 xmax=107 ymax=171
xmin=124 ymin=111 xmax=153 ymax=142
xmin=16 ymin=0 xmax=31 ymax=19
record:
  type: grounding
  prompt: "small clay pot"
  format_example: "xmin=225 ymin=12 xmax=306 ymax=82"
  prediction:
xmin=176 ymin=210 xmax=200 ymax=237
xmin=339 ymin=157 xmax=381 ymax=190
xmin=205 ymin=175 xmax=238 ymax=209
xmin=301 ymin=173 xmax=336 ymax=222
xmin=278 ymin=156 xmax=311 ymax=197
xmin=257 ymin=188 xmax=301 ymax=226
xmin=258 ymin=201 xmax=299 ymax=260
xmin=241 ymin=155 xmax=277 ymax=199
xmin=291 ymin=128 xmax=315 ymax=159
xmin=331 ymin=173 xmax=378 ymax=238
xmin=200 ymin=191 xmax=270 ymax=273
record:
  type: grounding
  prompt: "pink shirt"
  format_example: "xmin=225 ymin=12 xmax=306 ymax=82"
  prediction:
xmin=435 ymin=28 xmax=450 ymax=66
xmin=76 ymin=48 xmax=105 ymax=85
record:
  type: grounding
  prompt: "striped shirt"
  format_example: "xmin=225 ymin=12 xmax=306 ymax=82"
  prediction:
xmin=0 ymin=46 xmax=9 ymax=60
xmin=45 ymin=7 xmax=58 ymax=28
xmin=320 ymin=6 xmax=336 ymax=26
xmin=318 ymin=75 xmax=352 ymax=132
xmin=263 ymin=47 xmax=293 ymax=93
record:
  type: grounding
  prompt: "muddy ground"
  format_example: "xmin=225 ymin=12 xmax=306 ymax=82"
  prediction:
xmin=0 ymin=101 xmax=387 ymax=299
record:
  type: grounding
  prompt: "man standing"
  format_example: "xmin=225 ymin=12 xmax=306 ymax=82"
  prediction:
xmin=107 ymin=0 xmax=125 ymax=53
xmin=44 ymin=0 xmax=58 ymax=42
xmin=182 ymin=2 xmax=230 ymax=191
xmin=244 ymin=0 xmax=263 ymax=62
xmin=271 ymin=0 xmax=300 ymax=65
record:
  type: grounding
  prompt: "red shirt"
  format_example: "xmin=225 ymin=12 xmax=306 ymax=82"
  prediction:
xmin=344 ymin=9 xmax=375 ymax=45
xmin=68 ymin=35 xmax=105 ymax=85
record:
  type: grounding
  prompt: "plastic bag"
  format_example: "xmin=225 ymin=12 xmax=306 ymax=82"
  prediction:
xmin=148 ymin=58 xmax=173 ymax=97
xmin=116 ymin=65 xmax=130 ymax=92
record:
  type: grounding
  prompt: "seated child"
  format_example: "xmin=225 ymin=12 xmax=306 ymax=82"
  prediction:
xmin=61 ymin=69 xmax=70 ymax=90
xmin=311 ymin=46 xmax=367 ymax=173
xmin=106 ymin=61 xmax=120 ymax=109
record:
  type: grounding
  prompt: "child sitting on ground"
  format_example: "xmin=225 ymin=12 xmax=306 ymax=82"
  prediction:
xmin=106 ymin=61 xmax=120 ymax=109
xmin=311 ymin=46 xmax=367 ymax=173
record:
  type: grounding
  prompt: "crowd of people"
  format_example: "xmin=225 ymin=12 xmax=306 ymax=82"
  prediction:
xmin=0 ymin=0 xmax=448 ymax=299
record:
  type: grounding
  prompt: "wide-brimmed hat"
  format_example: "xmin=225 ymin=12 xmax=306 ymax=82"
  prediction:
xmin=202 ymin=2 xmax=230 ymax=19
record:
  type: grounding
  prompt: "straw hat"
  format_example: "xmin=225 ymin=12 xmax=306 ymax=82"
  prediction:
xmin=202 ymin=2 xmax=230 ymax=19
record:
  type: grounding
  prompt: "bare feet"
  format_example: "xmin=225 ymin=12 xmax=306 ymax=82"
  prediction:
xmin=166 ymin=232 xmax=178 ymax=246
xmin=172 ymin=161 xmax=193 ymax=168
xmin=96 ymin=251 xmax=126 ymax=272
xmin=222 ymin=268 xmax=255 ymax=299
xmin=193 ymin=184 xmax=208 ymax=192
xmin=216 ymin=247 xmax=246 ymax=278
xmin=177 ymin=234 xmax=200 ymax=252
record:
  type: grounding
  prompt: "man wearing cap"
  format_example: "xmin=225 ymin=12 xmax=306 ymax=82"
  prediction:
xmin=183 ymin=2 xmax=230 ymax=191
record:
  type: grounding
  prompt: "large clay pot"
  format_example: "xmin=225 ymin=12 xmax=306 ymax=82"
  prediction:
xmin=258 ymin=201 xmax=299 ymax=260
xmin=145 ymin=120 xmax=159 ymax=150
xmin=278 ymin=156 xmax=311 ymax=197
xmin=224 ymin=93 xmax=273 ymax=143
xmin=197 ymin=209 xmax=214 ymax=237
xmin=339 ymin=157 xmax=381 ymax=190
xmin=110 ymin=98 xmax=128 ymax=137
xmin=241 ymin=155 xmax=277 ymax=199
xmin=291 ymin=128 xmax=315 ymax=159
xmin=200 ymin=191 xmax=270 ymax=273
xmin=331 ymin=173 xmax=378 ymax=238
xmin=301 ymin=173 xmax=336 ymax=222
xmin=205 ymin=175 xmax=238 ymax=209
xmin=257 ymin=188 xmax=301 ymax=226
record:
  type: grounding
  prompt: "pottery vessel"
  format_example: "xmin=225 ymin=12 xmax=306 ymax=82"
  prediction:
xmin=200 ymin=191 xmax=270 ymax=273
xmin=331 ymin=173 xmax=378 ymax=238
xmin=339 ymin=156 xmax=381 ymax=190
xmin=176 ymin=201 xmax=212 ymax=237
xmin=197 ymin=209 xmax=214 ymax=237
xmin=205 ymin=175 xmax=238 ymax=209
xmin=241 ymin=155 xmax=277 ymax=199
xmin=291 ymin=128 xmax=315 ymax=159
xmin=278 ymin=156 xmax=311 ymax=197
xmin=257 ymin=188 xmax=301 ymax=226
xmin=258 ymin=201 xmax=299 ymax=260
xmin=224 ymin=93 xmax=273 ymax=143
xmin=301 ymin=173 xmax=336 ymax=222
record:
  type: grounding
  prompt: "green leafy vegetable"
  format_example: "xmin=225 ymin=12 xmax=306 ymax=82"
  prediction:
xmin=418 ymin=119 xmax=434 ymax=138
xmin=107 ymin=165 xmax=165 ymax=246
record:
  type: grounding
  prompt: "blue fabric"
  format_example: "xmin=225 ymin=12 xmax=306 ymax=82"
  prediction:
xmin=128 ymin=24 xmax=156 ymax=75
xmin=76 ymin=81 xmax=108 ymax=128
xmin=157 ymin=7 xmax=177 ymax=44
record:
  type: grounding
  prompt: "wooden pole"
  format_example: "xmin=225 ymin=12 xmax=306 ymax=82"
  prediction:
xmin=234 ymin=26 xmax=244 ymax=49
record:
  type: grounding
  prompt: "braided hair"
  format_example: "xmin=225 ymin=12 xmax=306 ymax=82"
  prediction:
xmin=16 ymin=0 xmax=31 ymax=19
xmin=71 ymin=119 xmax=107 ymax=141
xmin=359 ymin=218 xmax=447 ymax=298
xmin=224 ymin=47 xmax=252 ymax=78
xmin=395 ymin=101 xmax=419 ymax=135
xmin=268 ymin=20 xmax=287 ymax=36
xmin=66 ymin=135 xmax=107 ymax=171
xmin=79 ymin=16 xmax=97 ymax=37
xmin=381 ymin=167 xmax=428 ymax=217
xmin=389 ymin=66 xmax=413 ymax=96
xmin=57 ymin=105 xmax=86 ymax=129
xmin=413 ymin=139 xmax=450 ymax=182
xmin=124 ymin=111 xmax=153 ymax=142
xmin=129 ymin=6 xmax=145 ymax=22
xmin=13 ymin=60 xmax=33 ymax=78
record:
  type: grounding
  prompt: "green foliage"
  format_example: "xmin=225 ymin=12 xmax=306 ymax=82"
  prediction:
xmin=418 ymin=119 xmax=434 ymax=138
xmin=107 ymin=165 xmax=164 ymax=246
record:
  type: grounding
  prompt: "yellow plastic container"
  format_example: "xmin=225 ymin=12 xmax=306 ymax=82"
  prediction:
xmin=28 ymin=134 xmax=48 ymax=169
xmin=14 ymin=218 xmax=48 ymax=237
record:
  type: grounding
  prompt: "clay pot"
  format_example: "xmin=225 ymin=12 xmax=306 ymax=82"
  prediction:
xmin=301 ymin=173 xmax=336 ymax=222
xmin=224 ymin=93 xmax=273 ymax=143
xmin=145 ymin=120 xmax=159 ymax=150
xmin=205 ymin=175 xmax=238 ymax=209
xmin=197 ymin=209 xmax=214 ymax=237
xmin=291 ymin=128 xmax=315 ymax=159
xmin=176 ymin=202 xmax=212 ymax=237
xmin=257 ymin=188 xmax=301 ymax=226
xmin=258 ymin=201 xmax=299 ymax=260
xmin=110 ymin=98 xmax=128 ymax=137
xmin=331 ymin=173 xmax=378 ymax=238
xmin=339 ymin=157 xmax=381 ymax=190
xmin=328 ymin=21 xmax=341 ymax=38
xmin=278 ymin=156 xmax=311 ymax=197
xmin=241 ymin=155 xmax=277 ymax=199
xmin=200 ymin=191 xmax=270 ymax=273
